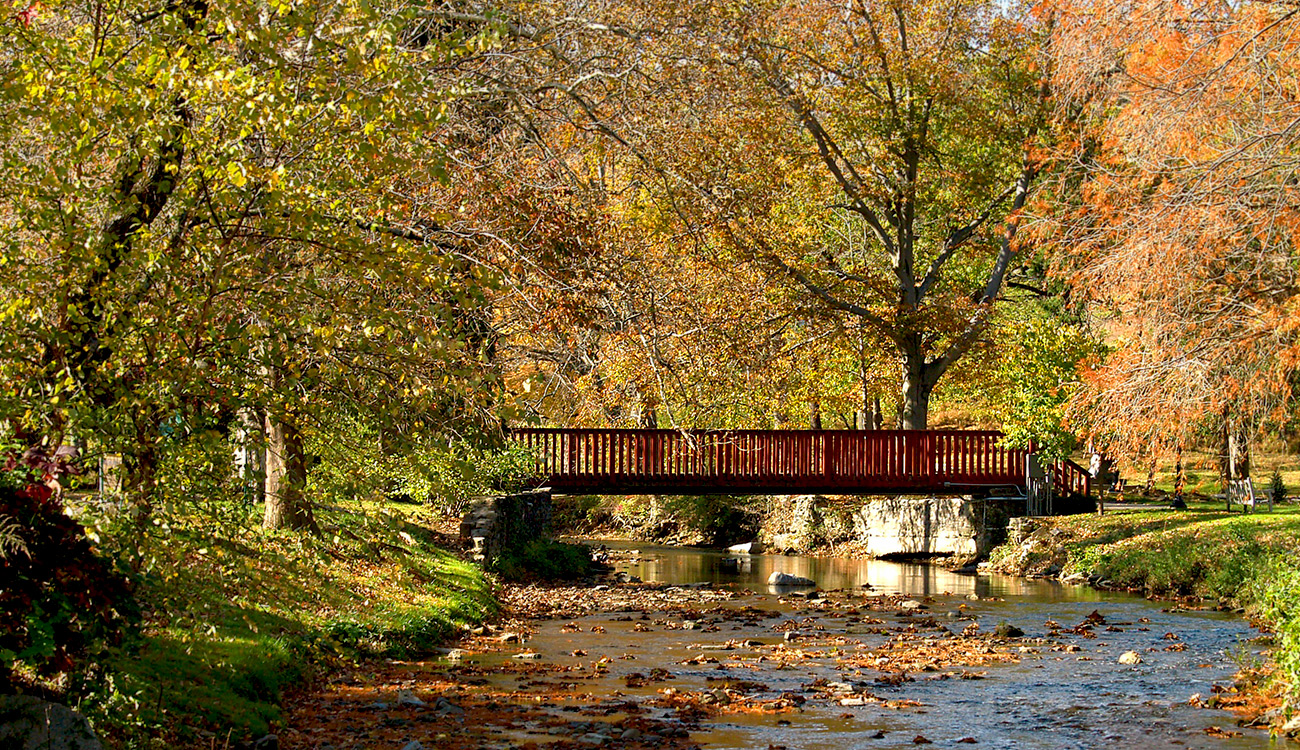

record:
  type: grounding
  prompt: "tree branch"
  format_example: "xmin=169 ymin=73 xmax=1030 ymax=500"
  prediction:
xmin=915 ymin=180 xmax=1018 ymax=300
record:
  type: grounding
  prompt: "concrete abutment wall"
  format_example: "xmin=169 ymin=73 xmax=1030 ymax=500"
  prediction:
xmin=759 ymin=494 xmax=1023 ymax=558
xmin=472 ymin=491 xmax=1039 ymax=561
xmin=459 ymin=490 xmax=553 ymax=563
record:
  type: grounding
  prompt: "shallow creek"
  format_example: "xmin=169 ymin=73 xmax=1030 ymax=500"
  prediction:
xmin=576 ymin=543 xmax=1273 ymax=749
xmin=283 ymin=543 xmax=1280 ymax=750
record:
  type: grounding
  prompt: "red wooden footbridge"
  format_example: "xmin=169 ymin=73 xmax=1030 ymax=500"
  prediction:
xmin=508 ymin=428 xmax=1091 ymax=504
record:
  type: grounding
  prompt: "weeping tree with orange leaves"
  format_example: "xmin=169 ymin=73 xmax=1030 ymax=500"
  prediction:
xmin=1037 ymin=0 xmax=1300 ymax=463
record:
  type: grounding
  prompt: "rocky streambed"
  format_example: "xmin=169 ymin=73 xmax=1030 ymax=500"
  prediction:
xmin=282 ymin=544 xmax=1273 ymax=750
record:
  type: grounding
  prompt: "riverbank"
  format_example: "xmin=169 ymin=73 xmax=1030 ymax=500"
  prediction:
xmin=556 ymin=492 xmax=1300 ymax=737
xmin=94 ymin=495 xmax=1293 ymax=746
xmin=984 ymin=501 xmax=1300 ymax=736
xmin=78 ymin=503 xmax=496 ymax=748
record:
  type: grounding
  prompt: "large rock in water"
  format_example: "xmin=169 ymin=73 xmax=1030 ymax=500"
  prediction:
xmin=0 ymin=695 xmax=103 ymax=750
xmin=767 ymin=571 xmax=816 ymax=586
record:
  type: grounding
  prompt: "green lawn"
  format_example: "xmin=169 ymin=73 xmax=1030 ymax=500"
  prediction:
xmin=1046 ymin=502 xmax=1300 ymax=596
xmin=1098 ymin=447 xmax=1300 ymax=500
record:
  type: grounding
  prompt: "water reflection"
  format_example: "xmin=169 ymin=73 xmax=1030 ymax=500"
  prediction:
xmin=586 ymin=539 xmax=1115 ymax=603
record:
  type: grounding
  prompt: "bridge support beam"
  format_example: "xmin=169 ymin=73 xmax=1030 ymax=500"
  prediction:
xmin=851 ymin=496 xmax=1021 ymax=558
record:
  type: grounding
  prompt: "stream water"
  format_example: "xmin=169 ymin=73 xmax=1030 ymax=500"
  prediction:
xmin=497 ymin=541 xmax=1277 ymax=749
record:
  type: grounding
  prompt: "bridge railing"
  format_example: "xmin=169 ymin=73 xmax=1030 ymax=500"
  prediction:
xmin=506 ymin=428 xmax=1088 ymax=499
xmin=1054 ymin=457 xmax=1092 ymax=503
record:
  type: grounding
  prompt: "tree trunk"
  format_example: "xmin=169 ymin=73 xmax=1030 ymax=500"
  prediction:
xmin=123 ymin=442 xmax=158 ymax=526
xmin=900 ymin=388 xmax=929 ymax=429
xmin=233 ymin=408 xmax=264 ymax=507
xmin=1228 ymin=433 xmax=1250 ymax=480
xmin=1172 ymin=445 xmax=1187 ymax=508
xmin=900 ymin=356 xmax=932 ymax=430
xmin=859 ymin=359 xmax=871 ymax=429
xmin=123 ymin=411 xmax=162 ymax=526
xmin=809 ymin=401 xmax=822 ymax=430
xmin=1220 ymin=407 xmax=1231 ymax=486
xmin=263 ymin=411 xmax=317 ymax=532
xmin=858 ymin=396 xmax=885 ymax=430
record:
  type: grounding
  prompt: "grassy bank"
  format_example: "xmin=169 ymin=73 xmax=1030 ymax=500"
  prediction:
xmin=988 ymin=501 xmax=1300 ymax=728
xmin=81 ymin=503 xmax=496 ymax=748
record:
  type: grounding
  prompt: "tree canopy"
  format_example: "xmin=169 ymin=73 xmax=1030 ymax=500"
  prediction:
xmin=5 ymin=0 xmax=1298 ymax=511
xmin=0 ymin=0 xmax=506 ymax=521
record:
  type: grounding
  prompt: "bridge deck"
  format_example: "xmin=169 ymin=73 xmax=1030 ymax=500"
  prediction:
xmin=508 ymin=428 xmax=1090 ymax=500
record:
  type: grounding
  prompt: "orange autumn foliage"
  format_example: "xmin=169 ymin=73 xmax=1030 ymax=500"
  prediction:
xmin=1036 ymin=0 xmax=1300 ymax=453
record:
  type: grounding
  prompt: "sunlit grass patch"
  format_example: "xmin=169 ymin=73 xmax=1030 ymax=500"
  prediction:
xmin=1050 ymin=507 xmax=1300 ymax=598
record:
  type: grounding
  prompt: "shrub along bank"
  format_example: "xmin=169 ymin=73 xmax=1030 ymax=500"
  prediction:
xmin=9 ymin=498 xmax=496 ymax=749
xmin=987 ymin=502 xmax=1300 ymax=730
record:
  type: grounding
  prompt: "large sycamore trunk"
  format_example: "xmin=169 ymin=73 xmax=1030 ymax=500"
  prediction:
xmin=900 ymin=342 xmax=936 ymax=430
xmin=900 ymin=377 xmax=931 ymax=431
xmin=263 ymin=412 xmax=317 ymax=532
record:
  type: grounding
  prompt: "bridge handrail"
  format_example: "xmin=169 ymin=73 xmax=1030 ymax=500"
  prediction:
xmin=1053 ymin=456 xmax=1092 ymax=501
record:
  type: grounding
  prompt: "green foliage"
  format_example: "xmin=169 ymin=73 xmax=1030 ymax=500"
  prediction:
xmin=551 ymin=495 xmax=610 ymax=532
xmin=0 ymin=0 xmax=506 ymax=518
xmin=991 ymin=313 xmax=1105 ymax=460
xmin=0 ymin=480 xmax=136 ymax=687
xmin=425 ymin=442 xmax=537 ymax=511
xmin=616 ymin=496 xmax=656 ymax=527
xmin=153 ymin=420 xmax=253 ymax=527
xmin=490 ymin=539 xmax=593 ymax=582
xmin=1272 ymin=469 xmax=1288 ymax=506
xmin=84 ymin=635 xmax=304 ymax=740
xmin=307 ymin=415 xmax=535 ymax=512
xmin=1249 ymin=555 xmax=1300 ymax=705
xmin=660 ymin=495 xmax=757 ymax=547
xmin=81 ymin=502 xmax=496 ymax=742
xmin=1054 ymin=514 xmax=1274 ymax=598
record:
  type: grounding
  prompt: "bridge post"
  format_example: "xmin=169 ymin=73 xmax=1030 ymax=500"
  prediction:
xmin=1026 ymin=454 xmax=1052 ymax=516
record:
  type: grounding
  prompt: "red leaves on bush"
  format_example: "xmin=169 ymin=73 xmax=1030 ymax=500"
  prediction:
xmin=0 ymin=478 xmax=135 ymax=685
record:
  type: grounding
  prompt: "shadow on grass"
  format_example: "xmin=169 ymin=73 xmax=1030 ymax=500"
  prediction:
xmin=99 ymin=628 xmax=304 ymax=738
xmin=90 ymin=507 xmax=496 ymax=744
